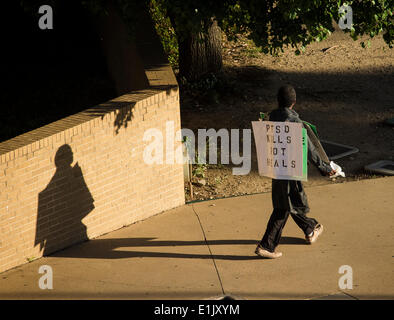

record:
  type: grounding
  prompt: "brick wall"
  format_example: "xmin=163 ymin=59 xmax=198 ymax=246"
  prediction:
xmin=0 ymin=7 xmax=184 ymax=274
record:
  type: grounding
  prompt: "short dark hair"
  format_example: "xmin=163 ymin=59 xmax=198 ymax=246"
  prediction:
xmin=277 ymin=85 xmax=296 ymax=108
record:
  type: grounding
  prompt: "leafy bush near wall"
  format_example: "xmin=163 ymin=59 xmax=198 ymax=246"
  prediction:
xmin=149 ymin=0 xmax=179 ymax=68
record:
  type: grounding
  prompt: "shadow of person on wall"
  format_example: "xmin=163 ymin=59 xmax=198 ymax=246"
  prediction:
xmin=35 ymin=144 xmax=94 ymax=256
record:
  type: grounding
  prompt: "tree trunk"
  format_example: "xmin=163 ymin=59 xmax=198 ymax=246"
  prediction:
xmin=178 ymin=19 xmax=222 ymax=82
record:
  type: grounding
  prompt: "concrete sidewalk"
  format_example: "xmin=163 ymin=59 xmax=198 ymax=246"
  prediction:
xmin=0 ymin=177 xmax=393 ymax=300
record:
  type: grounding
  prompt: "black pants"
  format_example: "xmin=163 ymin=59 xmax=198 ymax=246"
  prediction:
xmin=259 ymin=209 xmax=318 ymax=252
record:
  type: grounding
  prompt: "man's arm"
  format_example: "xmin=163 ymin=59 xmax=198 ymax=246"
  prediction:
xmin=289 ymin=117 xmax=330 ymax=174
xmin=307 ymin=138 xmax=333 ymax=175
xmin=301 ymin=122 xmax=334 ymax=175
xmin=279 ymin=110 xmax=335 ymax=176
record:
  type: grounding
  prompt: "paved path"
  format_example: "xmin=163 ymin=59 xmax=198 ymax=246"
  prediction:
xmin=0 ymin=177 xmax=393 ymax=299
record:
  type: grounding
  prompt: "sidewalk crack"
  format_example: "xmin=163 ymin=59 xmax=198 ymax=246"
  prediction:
xmin=191 ymin=204 xmax=225 ymax=296
xmin=340 ymin=290 xmax=360 ymax=300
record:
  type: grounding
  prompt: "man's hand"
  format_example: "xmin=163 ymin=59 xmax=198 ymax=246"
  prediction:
xmin=328 ymin=170 xmax=336 ymax=177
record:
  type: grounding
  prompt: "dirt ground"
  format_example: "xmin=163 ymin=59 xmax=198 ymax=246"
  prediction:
xmin=180 ymin=27 xmax=394 ymax=202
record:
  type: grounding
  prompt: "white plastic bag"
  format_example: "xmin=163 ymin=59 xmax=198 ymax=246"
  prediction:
xmin=329 ymin=161 xmax=345 ymax=178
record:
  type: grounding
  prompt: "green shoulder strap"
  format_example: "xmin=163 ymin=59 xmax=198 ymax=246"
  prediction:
xmin=302 ymin=121 xmax=318 ymax=138
xmin=259 ymin=112 xmax=267 ymax=121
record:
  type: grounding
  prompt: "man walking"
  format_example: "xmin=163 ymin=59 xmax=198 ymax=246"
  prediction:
xmin=255 ymin=85 xmax=335 ymax=259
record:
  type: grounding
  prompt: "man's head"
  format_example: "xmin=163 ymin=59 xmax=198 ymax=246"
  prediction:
xmin=277 ymin=85 xmax=296 ymax=109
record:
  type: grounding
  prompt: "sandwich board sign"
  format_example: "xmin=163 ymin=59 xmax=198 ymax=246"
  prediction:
xmin=252 ymin=121 xmax=308 ymax=181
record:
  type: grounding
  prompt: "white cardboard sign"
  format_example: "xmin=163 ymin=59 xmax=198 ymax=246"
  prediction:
xmin=252 ymin=121 xmax=307 ymax=181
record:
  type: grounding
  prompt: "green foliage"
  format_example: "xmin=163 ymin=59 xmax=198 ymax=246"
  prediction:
xmin=179 ymin=72 xmax=235 ymax=105
xmin=241 ymin=0 xmax=393 ymax=53
xmin=149 ymin=0 xmax=179 ymax=67
xmin=159 ymin=0 xmax=393 ymax=54
xmin=77 ymin=0 xmax=393 ymax=69
xmin=343 ymin=0 xmax=394 ymax=48
xmin=180 ymin=72 xmax=219 ymax=92
xmin=192 ymin=150 xmax=208 ymax=178
xmin=192 ymin=162 xmax=207 ymax=178
xmin=23 ymin=0 xmax=393 ymax=58
xmin=80 ymin=1 xmax=392 ymax=66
